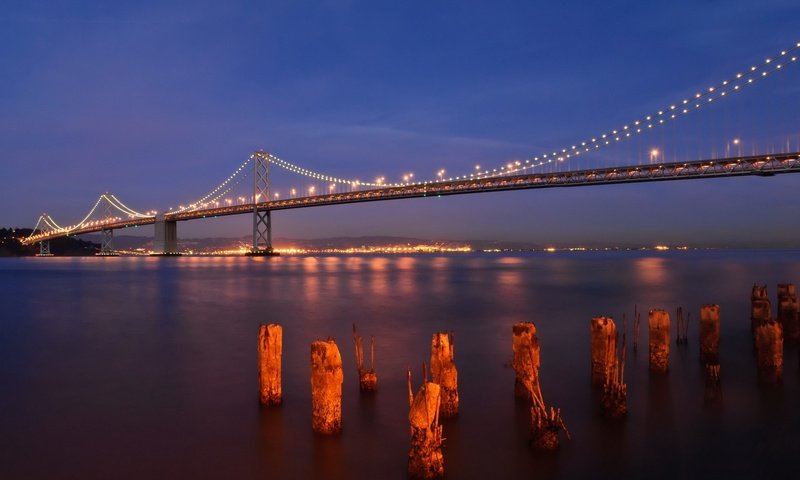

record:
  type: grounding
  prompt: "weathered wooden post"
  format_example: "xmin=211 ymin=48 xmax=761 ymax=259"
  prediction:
xmin=675 ymin=306 xmax=689 ymax=345
xmin=310 ymin=339 xmax=344 ymax=434
xmin=430 ymin=332 xmax=458 ymax=417
xmin=528 ymin=366 xmax=570 ymax=449
xmin=258 ymin=323 xmax=282 ymax=406
xmin=514 ymin=326 xmax=570 ymax=448
xmin=590 ymin=317 xmax=616 ymax=386
xmin=751 ymin=284 xmax=771 ymax=333
xmin=512 ymin=322 xmax=539 ymax=399
xmin=699 ymin=304 xmax=720 ymax=365
xmin=598 ymin=322 xmax=627 ymax=419
xmin=649 ymin=309 xmax=670 ymax=373
xmin=754 ymin=319 xmax=783 ymax=384
xmin=407 ymin=367 xmax=444 ymax=479
xmin=632 ymin=304 xmax=641 ymax=354
xmin=703 ymin=363 xmax=722 ymax=407
xmin=777 ymin=283 xmax=799 ymax=343
xmin=352 ymin=324 xmax=377 ymax=391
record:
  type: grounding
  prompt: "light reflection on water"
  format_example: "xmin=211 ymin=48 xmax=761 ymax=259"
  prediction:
xmin=0 ymin=251 xmax=799 ymax=479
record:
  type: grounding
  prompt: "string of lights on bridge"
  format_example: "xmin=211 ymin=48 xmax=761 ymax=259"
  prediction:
xmin=26 ymin=40 xmax=800 ymax=240
xmin=26 ymin=194 xmax=155 ymax=241
xmin=262 ymin=40 xmax=800 ymax=186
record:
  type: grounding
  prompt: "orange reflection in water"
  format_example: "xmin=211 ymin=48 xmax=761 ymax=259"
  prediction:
xmin=634 ymin=257 xmax=667 ymax=286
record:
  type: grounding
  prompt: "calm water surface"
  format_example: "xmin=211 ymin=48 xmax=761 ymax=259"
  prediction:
xmin=1 ymin=251 xmax=799 ymax=479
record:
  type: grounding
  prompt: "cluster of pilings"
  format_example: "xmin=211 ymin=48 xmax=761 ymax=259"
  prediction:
xmin=751 ymin=284 xmax=789 ymax=384
xmin=254 ymin=283 xmax=796 ymax=477
xmin=256 ymin=323 xmax=575 ymax=478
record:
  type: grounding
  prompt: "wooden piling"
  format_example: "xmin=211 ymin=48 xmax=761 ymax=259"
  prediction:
xmin=675 ymin=307 xmax=689 ymax=345
xmin=407 ymin=367 xmax=444 ymax=479
xmin=648 ymin=309 xmax=670 ymax=373
xmin=703 ymin=363 xmax=722 ymax=407
xmin=699 ymin=304 xmax=720 ymax=365
xmin=599 ymin=325 xmax=627 ymax=418
xmin=352 ymin=324 xmax=378 ymax=391
xmin=590 ymin=317 xmax=616 ymax=387
xmin=512 ymin=322 xmax=539 ymax=399
xmin=754 ymin=319 xmax=783 ymax=384
xmin=310 ymin=339 xmax=344 ymax=434
xmin=430 ymin=332 xmax=458 ymax=417
xmin=258 ymin=323 xmax=282 ymax=406
xmin=632 ymin=304 xmax=641 ymax=354
xmin=777 ymin=283 xmax=799 ymax=343
xmin=751 ymin=285 xmax=771 ymax=333
xmin=528 ymin=359 xmax=570 ymax=449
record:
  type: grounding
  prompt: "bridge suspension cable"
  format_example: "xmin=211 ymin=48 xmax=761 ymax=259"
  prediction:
xmin=450 ymin=40 xmax=800 ymax=181
xmin=26 ymin=213 xmax=65 ymax=241
xmin=41 ymin=214 xmax=62 ymax=230
xmin=265 ymin=153 xmax=399 ymax=187
xmin=26 ymin=194 xmax=155 ymax=243
xmin=105 ymin=194 xmax=153 ymax=218
xmin=166 ymin=40 xmax=800 ymax=203
xmin=174 ymin=156 xmax=253 ymax=212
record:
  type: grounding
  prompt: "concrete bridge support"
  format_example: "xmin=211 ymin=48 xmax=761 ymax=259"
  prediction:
xmin=153 ymin=214 xmax=179 ymax=255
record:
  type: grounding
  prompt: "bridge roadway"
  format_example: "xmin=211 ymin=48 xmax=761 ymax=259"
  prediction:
xmin=24 ymin=152 xmax=800 ymax=244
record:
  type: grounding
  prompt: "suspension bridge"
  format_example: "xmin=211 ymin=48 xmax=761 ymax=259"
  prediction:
xmin=21 ymin=42 xmax=800 ymax=256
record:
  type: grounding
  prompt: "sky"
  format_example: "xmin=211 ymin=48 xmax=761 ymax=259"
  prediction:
xmin=2 ymin=0 xmax=800 ymax=247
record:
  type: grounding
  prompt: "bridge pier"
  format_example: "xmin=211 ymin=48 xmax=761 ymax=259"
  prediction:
xmin=152 ymin=214 xmax=179 ymax=256
xmin=97 ymin=228 xmax=119 ymax=256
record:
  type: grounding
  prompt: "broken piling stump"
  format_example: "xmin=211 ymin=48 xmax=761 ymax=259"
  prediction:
xmin=310 ymin=339 xmax=344 ymax=434
xmin=754 ymin=319 xmax=783 ymax=384
xmin=675 ymin=307 xmax=689 ymax=345
xmin=597 ymin=319 xmax=627 ymax=418
xmin=632 ymin=304 xmax=641 ymax=354
xmin=516 ymin=328 xmax=570 ymax=449
xmin=703 ymin=363 xmax=722 ymax=407
xmin=258 ymin=323 xmax=283 ymax=406
xmin=512 ymin=322 xmax=539 ymax=399
xmin=407 ymin=367 xmax=444 ymax=479
xmin=649 ymin=309 xmax=670 ymax=374
xmin=430 ymin=332 xmax=458 ymax=417
xmin=777 ymin=283 xmax=799 ymax=344
xmin=590 ymin=317 xmax=617 ymax=387
xmin=751 ymin=285 xmax=771 ymax=333
xmin=352 ymin=324 xmax=377 ymax=391
xmin=699 ymin=304 xmax=720 ymax=365
xmin=528 ymin=371 xmax=571 ymax=449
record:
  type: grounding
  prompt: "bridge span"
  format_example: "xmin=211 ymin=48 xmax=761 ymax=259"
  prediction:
xmin=22 ymin=151 xmax=800 ymax=254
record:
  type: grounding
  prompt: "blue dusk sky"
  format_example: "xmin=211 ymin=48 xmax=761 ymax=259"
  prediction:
xmin=1 ymin=0 xmax=800 ymax=246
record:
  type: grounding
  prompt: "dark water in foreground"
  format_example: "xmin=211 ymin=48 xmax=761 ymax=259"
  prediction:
xmin=1 ymin=251 xmax=799 ymax=479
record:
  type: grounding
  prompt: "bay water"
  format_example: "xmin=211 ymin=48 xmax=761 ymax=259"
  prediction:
xmin=1 ymin=251 xmax=799 ymax=479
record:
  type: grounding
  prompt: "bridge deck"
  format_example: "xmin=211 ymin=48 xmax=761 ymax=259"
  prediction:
xmin=23 ymin=152 xmax=800 ymax=244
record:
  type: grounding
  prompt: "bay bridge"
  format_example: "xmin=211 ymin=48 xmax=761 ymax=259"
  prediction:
xmin=21 ymin=42 xmax=800 ymax=256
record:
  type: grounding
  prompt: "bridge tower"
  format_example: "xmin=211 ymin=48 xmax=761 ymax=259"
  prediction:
xmin=98 ymin=197 xmax=119 ymax=256
xmin=248 ymin=150 xmax=278 ymax=256
xmin=37 ymin=240 xmax=52 ymax=256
